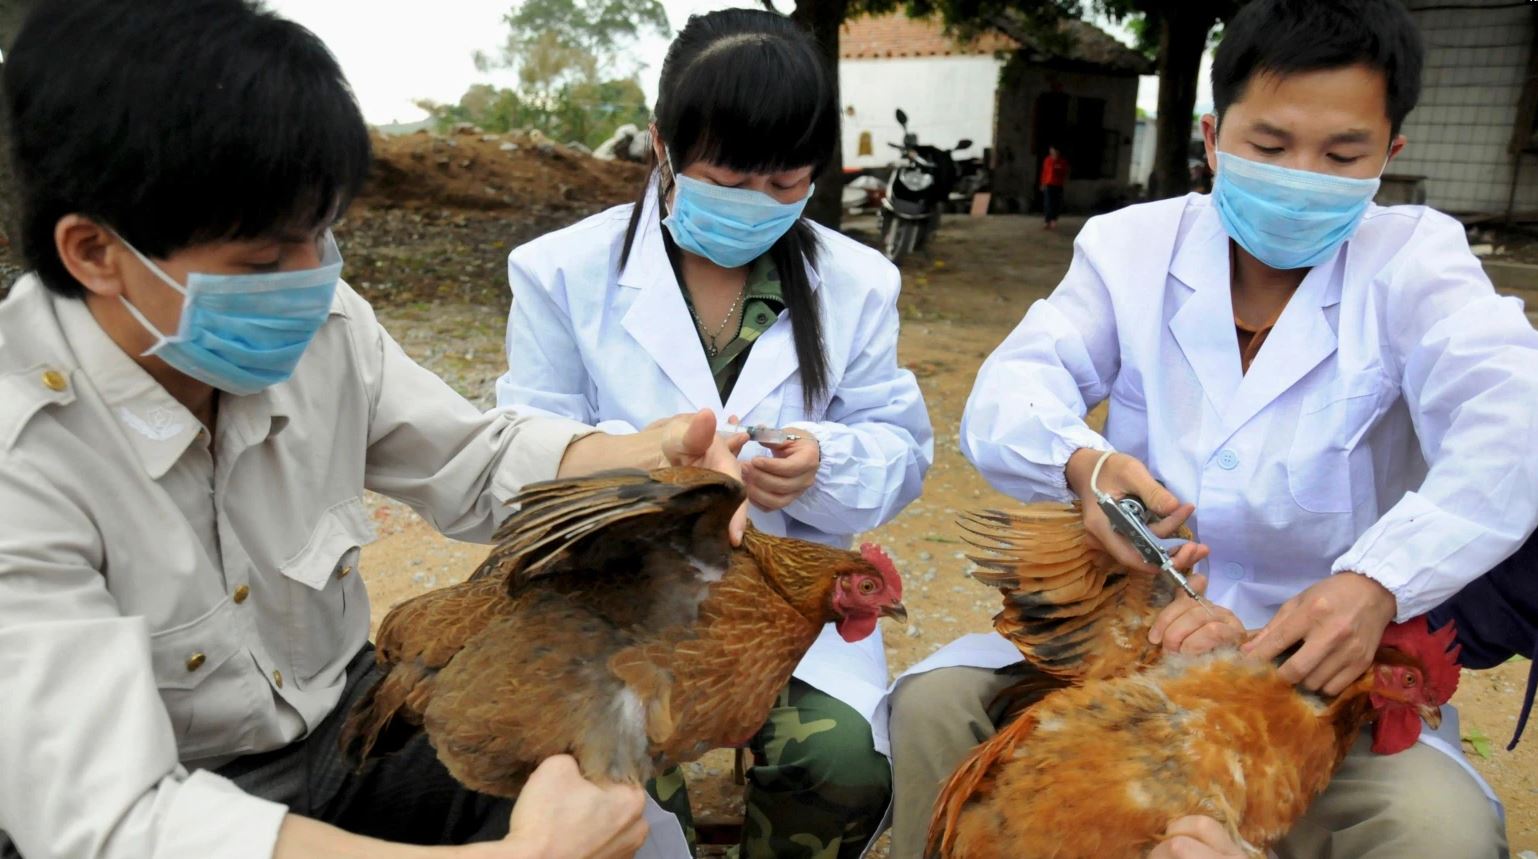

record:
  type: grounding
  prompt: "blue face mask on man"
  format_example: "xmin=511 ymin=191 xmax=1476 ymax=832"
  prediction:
xmin=1212 ymin=149 xmax=1384 ymax=270
xmin=115 ymin=232 xmax=343 ymax=395
xmin=661 ymin=151 xmax=812 ymax=269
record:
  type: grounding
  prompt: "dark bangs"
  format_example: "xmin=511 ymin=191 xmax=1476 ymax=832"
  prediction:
xmin=5 ymin=0 xmax=372 ymax=297
xmin=1212 ymin=0 xmax=1423 ymax=136
xmin=657 ymin=14 xmax=838 ymax=174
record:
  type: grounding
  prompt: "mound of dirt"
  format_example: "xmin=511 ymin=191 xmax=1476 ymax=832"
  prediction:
xmin=330 ymin=126 xmax=652 ymax=307
xmin=357 ymin=126 xmax=649 ymax=218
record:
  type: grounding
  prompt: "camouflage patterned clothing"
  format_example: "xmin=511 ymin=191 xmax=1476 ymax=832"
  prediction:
xmin=679 ymin=255 xmax=786 ymax=402
xmin=647 ymin=678 xmax=892 ymax=859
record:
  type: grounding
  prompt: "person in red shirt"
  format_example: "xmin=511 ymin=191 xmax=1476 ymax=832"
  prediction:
xmin=1039 ymin=145 xmax=1069 ymax=230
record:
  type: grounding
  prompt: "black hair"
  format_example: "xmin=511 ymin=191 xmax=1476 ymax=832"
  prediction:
xmin=621 ymin=8 xmax=836 ymax=410
xmin=4 ymin=0 xmax=373 ymax=298
xmin=1212 ymin=0 xmax=1424 ymax=137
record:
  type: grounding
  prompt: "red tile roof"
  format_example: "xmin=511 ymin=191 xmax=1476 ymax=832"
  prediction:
xmin=840 ymin=14 xmax=1154 ymax=75
xmin=839 ymin=14 xmax=1017 ymax=59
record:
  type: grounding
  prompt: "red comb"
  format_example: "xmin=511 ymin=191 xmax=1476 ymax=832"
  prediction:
xmin=1380 ymin=616 xmax=1462 ymax=704
xmin=860 ymin=543 xmax=902 ymax=598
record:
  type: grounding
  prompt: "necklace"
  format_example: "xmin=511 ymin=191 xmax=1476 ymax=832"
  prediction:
xmin=685 ymin=283 xmax=748 ymax=357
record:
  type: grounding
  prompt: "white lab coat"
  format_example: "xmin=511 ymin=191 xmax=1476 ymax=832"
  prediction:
xmin=880 ymin=194 xmax=1538 ymax=815
xmin=496 ymin=185 xmax=933 ymax=853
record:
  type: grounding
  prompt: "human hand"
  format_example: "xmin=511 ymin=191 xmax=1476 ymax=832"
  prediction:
xmin=1242 ymin=572 xmax=1397 ymax=695
xmin=495 ymin=756 xmax=649 ymax=859
xmin=1148 ymin=574 xmax=1247 ymax=655
xmin=655 ymin=409 xmax=750 ymax=543
xmin=742 ymin=435 xmax=820 ymax=511
xmin=1064 ymin=449 xmax=1210 ymax=576
xmin=1148 ymin=816 xmax=1248 ymax=858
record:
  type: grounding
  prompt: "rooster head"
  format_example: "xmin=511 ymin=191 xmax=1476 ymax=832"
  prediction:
xmin=831 ymin=543 xmax=906 ymax=642
xmin=1368 ymin=616 xmax=1461 ymax=754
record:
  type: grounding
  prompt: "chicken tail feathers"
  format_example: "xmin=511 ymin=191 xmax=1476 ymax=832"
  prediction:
xmin=926 ymin=708 xmax=1040 ymax=858
xmin=339 ymin=662 xmax=431 ymax=768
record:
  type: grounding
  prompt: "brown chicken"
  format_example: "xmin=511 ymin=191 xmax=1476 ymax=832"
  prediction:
xmin=339 ymin=466 xmax=906 ymax=796
xmin=927 ymin=504 xmax=1461 ymax=859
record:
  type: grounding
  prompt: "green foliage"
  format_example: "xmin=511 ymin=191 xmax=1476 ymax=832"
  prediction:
xmin=1463 ymin=725 xmax=1493 ymax=759
xmin=485 ymin=0 xmax=668 ymax=95
xmin=416 ymin=0 xmax=665 ymax=147
xmin=416 ymin=77 xmax=650 ymax=148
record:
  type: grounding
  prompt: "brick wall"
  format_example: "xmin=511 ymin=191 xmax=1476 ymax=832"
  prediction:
xmin=1392 ymin=0 xmax=1537 ymax=214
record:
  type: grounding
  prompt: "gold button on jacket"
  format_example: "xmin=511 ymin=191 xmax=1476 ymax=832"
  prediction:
xmin=41 ymin=369 xmax=68 ymax=392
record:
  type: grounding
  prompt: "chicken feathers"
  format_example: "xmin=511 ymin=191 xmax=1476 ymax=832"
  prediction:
xmin=340 ymin=467 xmax=903 ymax=798
xmin=928 ymin=502 xmax=1460 ymax=859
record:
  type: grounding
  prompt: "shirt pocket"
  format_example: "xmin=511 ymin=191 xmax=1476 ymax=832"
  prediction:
xmin=150 ymin=601 xmax=250 ymax=760
xmin=1286 ymin=370 xmax=1389 ymax=514
xmin=280 ymin=497 xmax=376 ymax=682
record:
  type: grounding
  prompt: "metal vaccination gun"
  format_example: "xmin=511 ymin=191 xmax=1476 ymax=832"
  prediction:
xmin=1088 ymin=452 xmax=1207 ymax=607
xmin=717 ymin=421 xmax=803 ymax=447
xmin=1095 ymin=493 xmax=1206 ymax=604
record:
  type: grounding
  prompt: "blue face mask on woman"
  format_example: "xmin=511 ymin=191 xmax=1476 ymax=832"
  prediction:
xmin=1212 ymin=150 xmax=1384 ymax=270
xmin=115 ymin=232 xmax=343 ymax=395
xmin=661 ymin=152 xmax=813 ymax=268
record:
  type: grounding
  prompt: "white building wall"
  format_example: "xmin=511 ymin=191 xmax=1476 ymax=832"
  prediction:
xmin=1128 ymin=117 xmax=1157 ymax=189
xmin=839 ymin=55 xmax=1005 ymax=169
xmin=1392 ymin=0 xmax=1537 ymax=214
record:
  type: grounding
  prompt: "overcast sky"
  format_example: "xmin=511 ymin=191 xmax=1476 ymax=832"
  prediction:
xmin=264 ymin=0 xmax=1210 ymax=127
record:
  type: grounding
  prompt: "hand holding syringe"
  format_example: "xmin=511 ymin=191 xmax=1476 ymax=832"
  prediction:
xmin=717 ymin=419 xmax=803 ymax=448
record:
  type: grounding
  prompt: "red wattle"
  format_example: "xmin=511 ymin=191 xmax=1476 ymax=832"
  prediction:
xmin=836 ymin=613 xmax=878 ymax=642
xmin=1372 ymin=706 xmax=1423 ymax=755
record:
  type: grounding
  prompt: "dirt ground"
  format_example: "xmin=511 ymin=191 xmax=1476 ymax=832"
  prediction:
xmin=351 ymin=211 xmax=1538 ymax=855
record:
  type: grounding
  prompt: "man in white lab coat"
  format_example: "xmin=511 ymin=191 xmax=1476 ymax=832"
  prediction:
xmin=886 ymin=1 xmax=1538 ymax=856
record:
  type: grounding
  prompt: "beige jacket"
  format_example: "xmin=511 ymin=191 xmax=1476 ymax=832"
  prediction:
xmin=0 ymin=276 xmax=591 ymax=859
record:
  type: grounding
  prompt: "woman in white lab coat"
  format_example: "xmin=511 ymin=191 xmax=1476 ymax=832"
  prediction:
xmin=495 ymin=9 xmax=933 ymax=857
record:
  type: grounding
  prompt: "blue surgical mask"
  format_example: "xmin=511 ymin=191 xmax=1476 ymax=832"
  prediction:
xmin=115 ymin=233 xmax=342 ymax=395
xmin=661 ymin=153 xmax=812 ymax=268
xmin=1212 ymin=150 xmax=1383 ymax=270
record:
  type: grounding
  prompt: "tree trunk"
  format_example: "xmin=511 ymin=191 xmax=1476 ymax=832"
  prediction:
xmin=0 ymin=0 xmax=33 ymax=248
xmin=1147 ymin=4 xmax=1214 ymax=200
xmin=789 ymin=0 xmax=847 ymax=229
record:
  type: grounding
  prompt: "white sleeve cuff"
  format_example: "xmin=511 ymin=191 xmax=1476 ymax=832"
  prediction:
xmin=1046 ymin=428 xmax=1114 ymax=493
xmin=152 ymin=769 xmax=288 ymax=859
xmin=491 ymin=414 xmax=598 ymax=501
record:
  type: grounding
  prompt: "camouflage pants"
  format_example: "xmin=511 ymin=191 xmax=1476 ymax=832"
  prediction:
xmin=647 ymin=678 xmax=891 ymax=859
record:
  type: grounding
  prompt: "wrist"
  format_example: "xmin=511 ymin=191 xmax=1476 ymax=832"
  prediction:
xmin=1338 ymin=569 xmax=1399 ymax=618
xmin=456 ymin=840 xmax=527 ymax=859
xmin=557 ymin=427 xmax=664 ymax=478
xmin=1064 ymin=448 xmax=1104 ymax=498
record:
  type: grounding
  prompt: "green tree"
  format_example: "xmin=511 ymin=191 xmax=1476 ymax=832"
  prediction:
xmin=418 ymin=0 xmax=665 ymax=148
xmin=416 ymin=77 xmax=650 ymax=148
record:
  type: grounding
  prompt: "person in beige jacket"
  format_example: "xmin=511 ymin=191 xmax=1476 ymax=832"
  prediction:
xmin=0 ymin=2 xmax=747 ymax=859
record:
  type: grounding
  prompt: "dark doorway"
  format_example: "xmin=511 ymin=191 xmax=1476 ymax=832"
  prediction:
xmin=1031 ymin=92 xmax=1116 ymax=211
